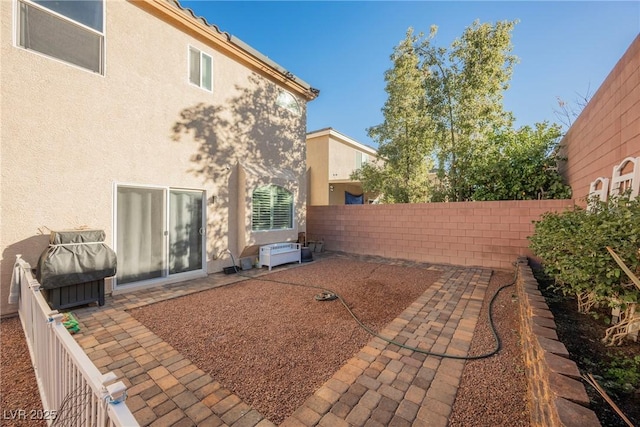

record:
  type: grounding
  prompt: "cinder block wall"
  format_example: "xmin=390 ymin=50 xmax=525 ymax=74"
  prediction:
xmin=559 ymin=35 xmax=640 ymax=201
xmin=307 ymin=200 xmax=574 ymax=270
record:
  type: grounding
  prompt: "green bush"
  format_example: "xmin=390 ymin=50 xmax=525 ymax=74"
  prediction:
xmin=529 ymin=194 xmax=640 ymax=307
xmin=605 ymin=355 xmax=640 ymax=390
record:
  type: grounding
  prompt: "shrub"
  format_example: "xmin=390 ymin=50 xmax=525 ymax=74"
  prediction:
xmin=529 ymin=194 xmax=640 ymax=309
xmin=605 ymin=355 xmax=640 ymax=390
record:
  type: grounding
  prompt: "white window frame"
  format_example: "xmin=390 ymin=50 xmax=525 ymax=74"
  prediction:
xmin=251 ymin=184 xmax=294 ymax=232
xmin=14 ymin=0 xmax=106 ymax=75
xmin=276 ymin=90 xmax=301 ymax=116
xmin=188 ymin=45 xmax=213 ymax=92
xmin=610 ymin=156 xmax=640 ymax=198
xmin=356 ymin=152 xmax=369 ymax=169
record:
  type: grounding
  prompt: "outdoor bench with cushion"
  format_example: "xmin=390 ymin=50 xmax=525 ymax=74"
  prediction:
xmin=259 ymin=242 xmax=301 ymax=270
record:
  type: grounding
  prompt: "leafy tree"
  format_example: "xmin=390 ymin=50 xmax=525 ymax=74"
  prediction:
xmin=357 ymin=29 xmax=434 ymax=203
xmin=358 ymin=20 xmax=571 ymax=203
xmin=420 ymin=20 xmax=518 ymax=201
xmin=468 ymin=122 xmax=572 ymax=200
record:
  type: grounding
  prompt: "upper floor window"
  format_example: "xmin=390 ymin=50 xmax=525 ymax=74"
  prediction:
xmin=189 ymin=46 xmax=212 ymax=92
xmin=276 ymin=91 xmax=301 ymax=116
xmin=252 ymin=185 xmax=293 ymax=231
xmin=356 ymin=152 xmax=369 ymax=169
xmin=17 ymin=0 xmax=104 ymax=74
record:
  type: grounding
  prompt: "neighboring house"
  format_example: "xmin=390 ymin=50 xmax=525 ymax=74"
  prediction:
xmin=306 ymin=128 xmax=380 ymax=205
xmin=559 ymin=34 xmax=640 ymax=201
xmin=0 ymin=0 xmax=318 ymax=316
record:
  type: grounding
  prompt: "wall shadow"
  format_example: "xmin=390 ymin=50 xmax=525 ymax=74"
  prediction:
xmin=172 ymin=73 xmax=307 ymax=258
xmin=1 ymin=234 xmax=50 ymax=315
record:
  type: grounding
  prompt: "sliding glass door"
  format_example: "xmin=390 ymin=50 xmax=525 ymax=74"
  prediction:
xmin=116 ymin=186 xmax=165 ymax=284
xmin=116 ymin=185 xmax=205 ymax=287
xmin=169 ymin=189 xmax=203 ymax=274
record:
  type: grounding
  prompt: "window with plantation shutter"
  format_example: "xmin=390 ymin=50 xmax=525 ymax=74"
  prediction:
xmin=252 ymin=185 xmax=293 ymax=231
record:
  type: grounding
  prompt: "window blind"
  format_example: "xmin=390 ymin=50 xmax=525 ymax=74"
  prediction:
xmin=252 ymin=185 xmax=293 ymax=231
xmin=18 ymin=0 xmax=104 ymax=74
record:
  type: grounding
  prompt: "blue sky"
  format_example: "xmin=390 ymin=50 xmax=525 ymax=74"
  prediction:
xmin=181 ymin=1 xmax=639 ymax=148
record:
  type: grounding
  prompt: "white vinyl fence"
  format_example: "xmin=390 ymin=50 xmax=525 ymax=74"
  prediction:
xmin=13 ymin=255 xmax=139 ymax=427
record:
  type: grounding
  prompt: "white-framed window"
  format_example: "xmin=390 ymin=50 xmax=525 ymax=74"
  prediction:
xmin=16 ymin=0 xmax=105 ymax=74
xmin=252 ymin=185 xmax=293 ymax=231
xmin=189 ymin=46 xmax=212 ymax=92
xmin=276 ymin=90 xmax=301 ymax=115
xmin=356 ymin=152 xmax=369 ymax=169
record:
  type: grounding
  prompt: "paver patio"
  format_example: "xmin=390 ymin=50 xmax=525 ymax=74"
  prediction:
xmin=71 ymin=252 xmax=490 ymax=427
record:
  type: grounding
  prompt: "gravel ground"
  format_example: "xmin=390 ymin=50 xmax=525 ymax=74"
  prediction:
xmin=130 ymin=258 xmax=442 ymax=424
xmin=449 ymin=270 xmax=530 ymax=426
xmin=1 ymin=258 xmax=530 ymax=426
xmin=0 ymin=317 xmax=46 ymax=427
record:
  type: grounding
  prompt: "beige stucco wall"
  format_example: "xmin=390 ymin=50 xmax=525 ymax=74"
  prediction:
xmin=236 ymin=162 xmax=305 ymax=253
xmin=328 ymin=138 xmax=363 ymax=181
xmin=306 ymin=137 xmax=329 ymax=205
xmin=0 ymin=0 xmax=308 ymax=316
xmin=306 ymin=129 xmax=378 ymax=206
xmin=328 ymin=183 xmax=372 ymax=205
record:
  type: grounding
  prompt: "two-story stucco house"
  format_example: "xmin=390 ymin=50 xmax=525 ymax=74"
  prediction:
xmin=306 ymin=128 xmax=380 ymax=205
xmin=0 ymin=0 xmax=318 ymax=316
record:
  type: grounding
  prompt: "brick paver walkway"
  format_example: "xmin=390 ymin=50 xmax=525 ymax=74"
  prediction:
xmin=72 ymin=253 xmax=490 ymax=426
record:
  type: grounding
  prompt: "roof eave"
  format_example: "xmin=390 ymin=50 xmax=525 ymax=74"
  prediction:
xmin=307 ymin=128 xmax=378 ymax=155
xmin=131 ymin=0 xmax=320 ymax=101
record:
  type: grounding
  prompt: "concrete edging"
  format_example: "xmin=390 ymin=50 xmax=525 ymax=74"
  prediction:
xmin=516 ymin=257 xmax=601 ymax=427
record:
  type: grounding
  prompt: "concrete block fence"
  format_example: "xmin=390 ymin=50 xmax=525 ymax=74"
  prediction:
xmin=307 ymin=199 xmax=574 ymax=270
xmin=516 ymin=257 xmax=601 ymax=427
xmin=560 ymin=35 xmax=640 ymax=200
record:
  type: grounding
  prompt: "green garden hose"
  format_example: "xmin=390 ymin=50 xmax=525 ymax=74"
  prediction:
xmin=227 ymin=250 xmax=516 ymax=360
